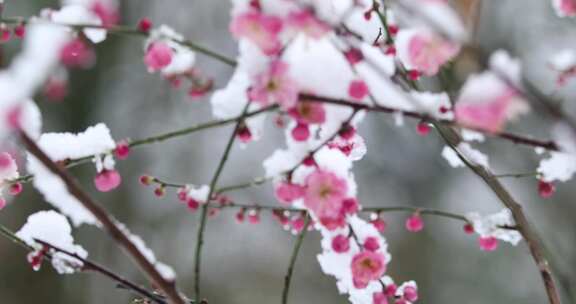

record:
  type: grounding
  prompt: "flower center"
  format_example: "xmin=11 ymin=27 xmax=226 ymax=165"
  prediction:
xmin=318 ymin=184 xmax=332 ymax=199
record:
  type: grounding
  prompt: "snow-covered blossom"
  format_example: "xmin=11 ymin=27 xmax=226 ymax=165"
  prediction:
xmin=317 ymin=216 xmax=395 ymax=304
xmin=144 ymin=25 xmax=196 ymax=77
xmin=0 ymin=152 xmax=19 ymax=209
xmin=394 ymin=0 xmax=468 ymax=42
xmin=249 ymin=60 xmax=299 ymax=109
xmin=144 ymin=42 xmax=173 ymax=72
xmin=351 ymin=251 xmax=387 ymax=289
xmin=348 ymin=80 xmax=369 ymax=100
xmin=185 ymin=184 xmax=211 ymax=206
xmin=27 ymin=123 xmax=117 ymax=226
xmin=16 ymin=210 xmax=87 ymax=274
xmin=286 ymin=9 xmax=331 ymax=39
xmin=396 ymin=281 xmax=419 ymax=303
xmin=0 ymin=23 xmax=69 ymax=141
xmin=303 ymin=170 xmax=349 ymax=229
xmin=410 ymin=91 xmax=453 ymax=120
xmin=465 ymin=209 xmax=522 ymax=247
xmin=274 ymin=181 xmax=305 ymax=205
xmin=62 ymin=0 xmax=119 ymax=27
xmin=288 ymin=100 xmax=326 ymax=125
xmin=230 ymin=10 xmax=283 ymax=56
xmin=548 ymin=49 xmax=576 ymax=86
xmin=455 ymin=72 xmax=528 ymax=133
xmin=396 ymin=28 xmax=460 ymax=76
xmin=552 ymin=0 xmax=576 ymax=17
xmin=51 ymin=4 xmax=106 ymax=44
xmin=537 ymin=152 xmax=576 ymax=182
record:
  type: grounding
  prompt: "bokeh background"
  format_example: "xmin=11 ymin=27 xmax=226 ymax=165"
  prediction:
xmin=0 ymin=0 xmax=575 ymax=303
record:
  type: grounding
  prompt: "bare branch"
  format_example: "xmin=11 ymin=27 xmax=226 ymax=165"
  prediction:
xmin=19 ymin=132 xmax=187 ymax=304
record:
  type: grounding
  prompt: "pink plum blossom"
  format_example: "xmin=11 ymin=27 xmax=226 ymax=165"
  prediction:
xmin=351 ymin=251 xmax=387 ymax=289
xmin=14 ymin=24 xmax=25 ymax=39
xmin=249 ymin=60 xmax=299 ymax=109
xmin=286 ymin=10 xmax=331 ymax=39
xmin=455 ymin=87 xmax=521 ymax=133
xmin=303 ymin=170 xmax=348 ymax=229
xmin=230 ymin=10 xmax=283 ymax=55
xmin=371 ymin=218 xmax=387 ymax=233
xmin=60 ymin=38 xmax=95 ymax=68
xmin=405 ymin=214 xmax=424 ymax=232
xmin=0 ymin=152 xmax=16 ymax=172
xmin=479 ymin=236 xmax=499 ymax=252
xmin=403 ymin=285 xmax=419 ymax=302
xmin=385 ymin=284 xmax=397 ymax=297
xmin=144 ymin=42 xmax=173 ymax=72
xmin=455 ymin=72 xmax=528 ymax=133
xmin=373 ymin=292 xmax=388 ymax=304
xmin=43 ymin=76 xmax=68 ymax=102
xmin=274 ymin=182 xmax=305 ymax=204
xmin=364 ymin=236 xmax=380 ymax=251
xmin=396 ymin=29 xmax=460 ymax=76
xmin=303 ymin=170 xmax=347 ymax=217
xmin=91 ymin=0 xmax=119 ymax=27
xmin=342 ymin=198 xmax=358 ymax=215
xmin=553 ymin=0 xmax=576 ymax=17
xmin=94 ymin=169 xmax=122 ymax=192
xmin=288 ymin=101 xmax=326 ymax=125
xmin=538 ymin=180 xmax=556 ymax=198
xmin=0 ymin=25 xmax=10 ymax=43
xmin=114 ymin=140 xmax=130 ymax=160
xmin=416 ymin=122 xmax=431 ymax=136
xmin=237 ymin=125 xmax=253 ymax=143
xmin=291 ymin=123 xmax=310 ymax=141
xmin=332 ymin=234 xmax=350 ymax=253
xmin=344 ymin=48 xmax=364 ymax=65
xmin=138 ymin=17 xmax=153 ymax=33
xmin=348 ymin=80 xmax=369 ymax=100
xmin=9 ymin=183 xmax=23 ymax=195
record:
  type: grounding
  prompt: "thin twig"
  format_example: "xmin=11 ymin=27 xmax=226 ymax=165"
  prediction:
xmin=19 ymin=132 xmax=187 ymax=304
xmin=193 ymin=103 xmax=251 ymax=302
xmin=434 ymin=124 xmax=561 ymax=304
xmin=0 ymin=17 xmax=236 ymax=66
xmin=35 ymin=239 xmax=167 ymax=304
xmin=8 ymin=105 xmax=277 ymax=185
xmin=282 ymin=214 xmax=310 ymax=304
xmin=301 ymin=94 xmax=558 ymax=151
xmin=0 ymin=223 xmax=168 ymax=304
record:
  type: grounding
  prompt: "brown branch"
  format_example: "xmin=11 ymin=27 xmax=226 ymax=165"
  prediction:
xmin=34 ymin=239 xmax=168 ymax=304
xmin=301 ymin=93 xmax=559 ymax=151
xmin=435 ymin=123 xmax=561 ymax=304
xmin=19 ymin=132 xmax=187 ymax=304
